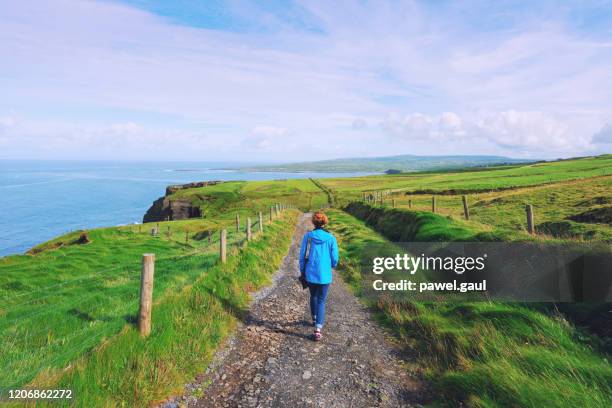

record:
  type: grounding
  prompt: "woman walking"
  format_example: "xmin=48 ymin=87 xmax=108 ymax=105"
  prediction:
xmin=299 ymin=211 xmax=339 ymax=341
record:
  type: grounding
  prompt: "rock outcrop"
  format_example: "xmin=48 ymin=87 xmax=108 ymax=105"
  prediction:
xmin=143 ymin=181 xmax=222 ymax=222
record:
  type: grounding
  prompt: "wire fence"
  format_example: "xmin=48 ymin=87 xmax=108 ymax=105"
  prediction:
xmin=351 ymin=190 xmax=544 ymax=235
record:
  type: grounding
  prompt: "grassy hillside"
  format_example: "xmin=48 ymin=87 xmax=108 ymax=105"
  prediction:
xmin=392 ymin=177 xmax=612 ymax=241
xmin=316 ymin=155 xmax=612 ymax=241
xmin=1 ymin=154 xmax=609 ymax=406
xmin=319 ymin=154 xmax=611 ymax=196
xmin=326 ymin=208 xmax=612 ymax=407
xmin=170 ymin=178 xmax=329 ymax=218
xmin=242 ymin=154 xmax=530 ymax=173
xmin=1 ymin=177 xmax=326 ymax=398
xmin=0 ymin=178 xmax=302 ymax=403
xmin=49 ymin=211 xmax=298 ymax=407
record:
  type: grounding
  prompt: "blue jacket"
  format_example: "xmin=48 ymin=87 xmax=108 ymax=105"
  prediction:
xmin=299 ymin=228 xmax=339 ymax=285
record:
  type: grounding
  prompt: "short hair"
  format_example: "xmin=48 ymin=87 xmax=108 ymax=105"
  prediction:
xmin=312 ymin=211 xmax=328 ymax=228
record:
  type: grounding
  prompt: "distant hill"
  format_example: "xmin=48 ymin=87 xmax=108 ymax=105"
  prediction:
xmin=241 ymin=154 xmax=534 ymax=173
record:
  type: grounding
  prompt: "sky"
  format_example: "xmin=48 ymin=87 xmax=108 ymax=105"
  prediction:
xmin=1 ymin=0 xmax=612 ymax=162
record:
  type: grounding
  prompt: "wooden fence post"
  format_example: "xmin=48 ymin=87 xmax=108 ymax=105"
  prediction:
xmin=408 ymin=199 xmax=412 ymax=209
xmin=526 ymin=204 xmax=535 ymax=235
xmin=462 ymin=195 xmax=470 ymax=220
xmin=432 ymin=196 xmax=436 ymax=213
xmin=138 ymin=254 xmax=155 ymax=337
xmin=220 ymin=229 xmax=227 ymax=263
xmin=247 ymin=217 xmax=252 ymax=241
xmin=235 ymin=213 xmax=240 ymax=232
xmin=259 ymin=211 xmax=264 ymax=234
xmin=392 ymin=199 xmax=396 ymax=208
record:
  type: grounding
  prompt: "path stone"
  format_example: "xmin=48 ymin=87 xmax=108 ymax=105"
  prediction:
xmin=160 ymin=213 xmax=425 ymax=408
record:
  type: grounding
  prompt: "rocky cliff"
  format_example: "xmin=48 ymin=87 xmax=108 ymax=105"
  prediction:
xmin=143 ymin=180 xmax=223 ymax=222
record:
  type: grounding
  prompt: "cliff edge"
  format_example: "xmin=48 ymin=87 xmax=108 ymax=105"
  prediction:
xmin=142 ymin=180 xmax=223 ymax=223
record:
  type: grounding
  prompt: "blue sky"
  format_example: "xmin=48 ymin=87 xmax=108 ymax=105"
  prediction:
xmin=1 ymin=0 xmax=611 ymax=161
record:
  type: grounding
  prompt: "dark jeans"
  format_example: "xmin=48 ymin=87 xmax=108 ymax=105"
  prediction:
xmin=307 ymin=282 xmax=330 ymax=329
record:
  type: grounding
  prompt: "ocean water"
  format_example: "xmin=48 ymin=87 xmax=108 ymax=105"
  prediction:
xmin=0 ymin=160 xmax=370 ymax=257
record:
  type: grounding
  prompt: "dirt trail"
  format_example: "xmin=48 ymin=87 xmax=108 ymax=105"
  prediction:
xmin=162 ymin=213 xmax=424 ymax=407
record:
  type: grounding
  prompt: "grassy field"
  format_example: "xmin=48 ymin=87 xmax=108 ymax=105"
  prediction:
xmin=45 ymin=211 xmax=298 ymax=407
xmin=326 ymin=208 xmax=612 ymax=407
xmin=390 ymin=176 xmax=612 ymax=241
xmin=2 ymin=155 xmax=610 ymax=406
xmin=0 ymin=182 xmax=298 ymax=403
xmin=170 ymin=178 xmax=329 ymax=219
xmin=319 ymin=154 xmax=611 ymax=196
xmin=316 ymin=156 xmax=612 ymax=241
xmin=1 ymin=177 xmax=323 ymax=400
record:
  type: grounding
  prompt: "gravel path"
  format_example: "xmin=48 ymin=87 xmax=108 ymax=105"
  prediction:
xmin=162 ymin=213 xmax=424 ymax=408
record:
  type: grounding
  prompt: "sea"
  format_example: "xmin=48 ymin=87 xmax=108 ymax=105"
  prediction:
xmin=0 ymin=160 xmax=371 ymax=257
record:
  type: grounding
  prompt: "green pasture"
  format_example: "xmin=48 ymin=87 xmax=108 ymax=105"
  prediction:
xmin=0 ymin=199 xmax=294 ymax=396
xmin=319 ymin=154 xmax=611 ymax=196
xmin=327 ymin=208 xmax=612 ymax=407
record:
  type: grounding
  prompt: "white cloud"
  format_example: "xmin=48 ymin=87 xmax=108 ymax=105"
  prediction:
xmin=252 ymin=125 xmax=289 ymax=138
xmin=241 ymin=125 xmax=289 ymax=150
xmin=381 ymin=110 xmax=587 ymax=154
xmin=381 ymin=112 xmax=472 ymax=141
xmin=1 ymin=1 xmax=611 ymax=159
xmin=592 ymin=124 xmax=612 ymax=144
xmin=351 ymin=118 xmax=367 ymax=130
xmin=0 ymin=117 xmax=229 ymax=159
xmin=0 ymin=115 xmax=17 ymax=134
xmin=109 ymin=122 xmax=142 ymax=134
xmin=477 ymin=111 xmax=573 ymax=150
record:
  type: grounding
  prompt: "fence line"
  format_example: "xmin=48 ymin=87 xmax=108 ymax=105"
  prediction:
xmin=7 ymin=203 xmax=293 ymax=320
xmin=359 ymin=193 xmax=538 ymax=235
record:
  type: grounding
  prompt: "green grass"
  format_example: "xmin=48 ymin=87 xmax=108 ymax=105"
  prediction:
xmin=342 ymin=201 xmax=515 ymax=241
xmin=39 ymin=211 xmax=298 ymax=407
xmin=326 ymin=208 xmax=612 ymax=407
xmin=0 ymin=199 xmax=295 ymax=397
xmin=171 ymin=178 xmax=329 ymax=220
xmin=170 ymin=156 xmax=611 ymax=241
xmin=316 ymin=156 xmax=612 ymax=241
xmin=319 ymin=154 xmax=612 ymax=195
xmin=0 ymin=176 xmax=324 ymax=404
xmin=3 ymin=154 xmax=610 ymax=406
xmin=389 ymin=177 xmax=612 ymax=241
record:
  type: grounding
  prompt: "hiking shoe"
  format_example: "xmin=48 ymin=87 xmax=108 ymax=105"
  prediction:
xmin=313 ymin=329 xmax=322 ymax=341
